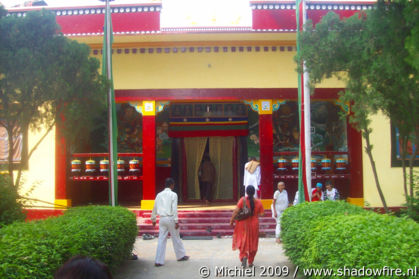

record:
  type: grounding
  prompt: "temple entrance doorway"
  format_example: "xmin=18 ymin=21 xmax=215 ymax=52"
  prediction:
xmin=182 ymin=136 xmax=236 ymax=202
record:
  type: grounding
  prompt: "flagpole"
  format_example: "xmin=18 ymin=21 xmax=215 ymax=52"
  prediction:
xmin=296 ymin=0 xmax=311 ymax=202
xmin=302 ymin=0 xmax=312 ymax=201
xmin=102 ymin=0 xmax=117 ymax=206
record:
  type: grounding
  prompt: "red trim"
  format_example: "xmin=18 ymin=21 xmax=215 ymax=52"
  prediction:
xmin=55 ymin=117 xmax=67 ymax=200
xmin=170 ymin=122 xmax=246 ymax=127
xmin=24 ymin=209 xmax=64 ymax=221
xmin=116 ymin=88 xmax=341 ymax=101
xmin=259 ymin=114 xmax=274 ymax=199
xmin=252 ymin=9 xmax=297 ymax=30
xmin=142 ymin=115 xmax=156 ymax=200
xmin=71 ymin=152 xmax=143 ymax=158
xmin=56 ymin=12 xmax=161 ymax=35
xmin=169 ymin=130 xmax=248 ymax=138
xmin=70 ymin=175 xmax=143 ymax=181
xmin=308 ymin=10 xmax=360 ymax=26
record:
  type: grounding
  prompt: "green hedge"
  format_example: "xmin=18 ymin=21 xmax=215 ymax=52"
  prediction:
xmin=281 ymin=201 xmax=419 ymax=278
xmin=281 ymin=201 xmax=369 ymax=265
xmin=0 ymin=175 xmax=25 ymax=229
xmin=0 ymin=205 xmax=138 ymax=278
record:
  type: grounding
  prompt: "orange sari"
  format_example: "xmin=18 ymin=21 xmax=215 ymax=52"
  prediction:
xmin=232 ymin=197 xmax=264 ymax=264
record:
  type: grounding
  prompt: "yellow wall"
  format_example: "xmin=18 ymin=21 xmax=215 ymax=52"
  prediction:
xmin=18 ymin=127 xmax=56 ymax=207
xmin=362 ymin=112 xmax=417 ymax=207
xmin=110 ymin=48 xmax=344 ymax=89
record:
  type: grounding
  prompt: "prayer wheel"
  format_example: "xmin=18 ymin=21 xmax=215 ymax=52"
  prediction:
xmin=336 ymin=157 xmax=348 ymax=171
xmin=129 ymin=159 xmax=141 ymax=173
xmin=321 ymin=157 xmax=332 ymax=171
xmin=85 ymin=159 xmax=96 ymax=173
xmin=291 ymin=157 xmax=299 ymax=171
xmin=71 ymin=159 xmax=81 ymax=173
xmin=277 ymin=158 xmax=287 ymax=171
xmin=99 ymin=159 xmax=109 ymax=173
xmin=117 ymin=159 xmax=125 ymax=173
xmin=311 ymin=158 xmax=318 ymax=171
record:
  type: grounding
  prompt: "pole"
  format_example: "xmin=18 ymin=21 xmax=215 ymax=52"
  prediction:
xmin=105 ymin=0 xmax=116 ymax=206
xmin=302 ymin=1 xmax=312 ymax=200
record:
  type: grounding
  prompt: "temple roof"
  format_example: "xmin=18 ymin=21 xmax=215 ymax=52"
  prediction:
xmin=6 ymin=1 xmax=375 ymax=37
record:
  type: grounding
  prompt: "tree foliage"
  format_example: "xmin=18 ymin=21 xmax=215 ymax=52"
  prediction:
xmin=296 ymin=0 xmax=418 ymax=212
xmin=0 ymin=7 xmax=107 ymax=188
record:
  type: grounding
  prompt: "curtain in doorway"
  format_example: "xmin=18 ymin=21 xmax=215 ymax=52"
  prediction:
xmin=209 ymin=137 xmax=234 ymax=200
xmin=184 ymin=137 xmax=207 ymax=199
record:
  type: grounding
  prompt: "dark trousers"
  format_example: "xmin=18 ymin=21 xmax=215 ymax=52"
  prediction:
xmin=200 ymin=181 xmax=212 ymax=201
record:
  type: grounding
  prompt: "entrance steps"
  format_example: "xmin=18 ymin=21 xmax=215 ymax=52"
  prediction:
xmin=136 ymin=209 xmax=276 ymax=237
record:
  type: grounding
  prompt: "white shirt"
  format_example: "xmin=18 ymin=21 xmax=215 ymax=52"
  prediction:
xmin=325 ymin=188 xmax=338 ymax=200
xmin=243 ymin=162 xmax=261 ymax=190
xmin=273 ymin=189 xmax=289 ymax=212
xmin=293 ymin=191 xmax=299 ymax=205
xmin=151 ymin=188 xmax=179 ymax=223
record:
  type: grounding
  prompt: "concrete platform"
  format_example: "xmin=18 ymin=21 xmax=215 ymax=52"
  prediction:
xmin=114 ymin=237 xmax=298 ymax=279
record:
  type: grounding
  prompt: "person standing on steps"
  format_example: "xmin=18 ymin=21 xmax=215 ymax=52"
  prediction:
xmin=198 ymin=154 xmax=216 ymax=205
xmin=151 ymin=177 xmax=190 ymax=267
xmin=243 ymin=157 xmax=261 ymax=198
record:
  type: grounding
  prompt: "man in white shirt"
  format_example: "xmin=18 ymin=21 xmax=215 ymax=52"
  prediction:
xmin=243 ymin=157 xmax=261 ymax=198
xmin=151 ymin=178 xmax=189 ymax=267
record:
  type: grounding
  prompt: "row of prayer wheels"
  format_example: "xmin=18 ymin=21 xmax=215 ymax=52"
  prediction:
xmin=277 ymin=156 xmax=348 ymax=172
xmin=71 ymin=158 xmax=142 ymax=175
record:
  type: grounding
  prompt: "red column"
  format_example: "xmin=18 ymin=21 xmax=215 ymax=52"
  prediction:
xmin=259 ymin=114 xmax=274 ymax=200
xmin=348 ymin=120 xmax=363 ymax=199
xmin=141 ymin=111 xmax=156 ymax=209
xmin=55 ymin=119 xmax=71 ymax=207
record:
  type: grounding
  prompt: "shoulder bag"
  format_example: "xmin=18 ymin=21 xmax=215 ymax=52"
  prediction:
xmin=234 ymin=197 xmax=251 ymax=221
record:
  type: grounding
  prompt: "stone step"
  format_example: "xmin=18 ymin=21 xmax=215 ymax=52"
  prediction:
xmin=138 ymin=228 xmax=276 ymax=237
xmin=137 ymin=209 xmax=276 ymax=237
xmin=138 ymin=216 xmax=276 ymax=224
xmin=138 ymin=222 xmax=276 ymax=231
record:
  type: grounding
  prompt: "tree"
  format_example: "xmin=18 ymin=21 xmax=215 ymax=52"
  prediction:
xmin=0 ymin=7 xmax=107 ymax=190
xmin=296 ymin=0 xmax=418 ymax=212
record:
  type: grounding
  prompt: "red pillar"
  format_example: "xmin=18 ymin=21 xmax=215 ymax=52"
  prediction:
xmin=259 ymin=112 xmax=274 ymax=202
xmin=347 ymin=120 xmax=364 ymax=205
xmin=55 ymin=119 xmax=71 ymax=207
xmin=141 ymin=101 xmax=156 ymax=210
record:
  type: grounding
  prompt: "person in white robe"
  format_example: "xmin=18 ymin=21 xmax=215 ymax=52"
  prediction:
xmin=151 ymin=178 xmax=189 ymax=266
xmin=243 ymin=157 xmax=261 ymax=198
xmin=272 ymin=181 xmax=289 ymax=243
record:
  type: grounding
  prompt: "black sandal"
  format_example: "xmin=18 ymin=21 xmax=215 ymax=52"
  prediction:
xmin=241 ymin=257 xmax=247 ymax=268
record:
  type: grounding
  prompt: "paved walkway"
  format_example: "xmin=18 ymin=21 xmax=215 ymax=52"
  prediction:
xmin=115 ymin=237 xmax=298 ymax=279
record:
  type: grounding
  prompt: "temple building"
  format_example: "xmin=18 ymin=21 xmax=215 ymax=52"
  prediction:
xmin=5 ymin=0 xmax=416 ymax=212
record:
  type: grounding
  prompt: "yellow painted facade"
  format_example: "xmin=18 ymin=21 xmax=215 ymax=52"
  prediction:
xmin=18 ymin=128 xmax=56 ymax=207
xmin=16 ymin=31 xmax=413 ymax=209
xmin=362 ymin=112 xmax=418 ymax=208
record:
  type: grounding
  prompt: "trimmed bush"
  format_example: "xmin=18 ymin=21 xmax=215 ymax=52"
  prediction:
xmin=281 ymin=201 xmax=419 ymax=278
xmin=281 ymin=201 xmax=369 ymax=265
xmin=0 ymin=175 xmax=25 ymax=229
xmin=302 ymin=214 xmax=419 ymax=277
xmin=0 ymin=205 xmax=138 ymax=278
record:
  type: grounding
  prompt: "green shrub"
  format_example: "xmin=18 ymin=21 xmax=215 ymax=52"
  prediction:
xmin=281 ymin=201 xmax=369 ymax=265
xmin=0 ymin=205 xmax=138 ymax=278
xmin=0 ymin=174 xmax=25 ymax=229
xmin=302 ymin=214 xmax=419 ymax=278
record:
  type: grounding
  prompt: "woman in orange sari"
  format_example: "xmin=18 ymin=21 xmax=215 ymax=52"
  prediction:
xmin=230 ymin=185 xmax=265 ymax=268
